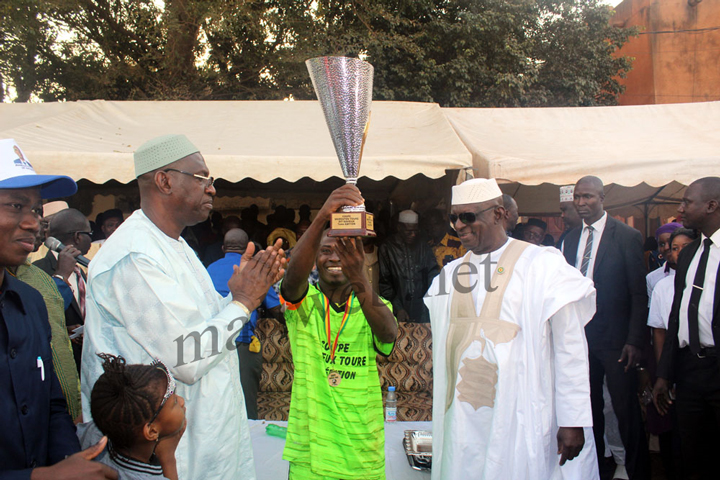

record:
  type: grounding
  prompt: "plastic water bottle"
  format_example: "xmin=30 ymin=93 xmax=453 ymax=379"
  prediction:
xmin=265 ymin=423 xmax=287 ymax=439
xmin=385 ymin=386 xmax=397 ymax=422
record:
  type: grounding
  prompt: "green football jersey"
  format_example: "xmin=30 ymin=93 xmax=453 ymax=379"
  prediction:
xmin=281 ymin=284 xmax=395 ymax=479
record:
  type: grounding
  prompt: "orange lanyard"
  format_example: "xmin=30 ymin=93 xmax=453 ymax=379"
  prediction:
xmin=324 ymin=292 xmax=354 ymax=363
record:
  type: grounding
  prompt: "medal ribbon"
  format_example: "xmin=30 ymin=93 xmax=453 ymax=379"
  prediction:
xmin=324 ymin=292 xmax=355 ymax=363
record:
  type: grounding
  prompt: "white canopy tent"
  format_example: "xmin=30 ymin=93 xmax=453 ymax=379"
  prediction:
xmin=444 ymin=101 xmax=720 ymax=218
xmin=2 ymin=99 xmax=718 ymax=226
xmin=0 ymin=99 xmax=471 ymax=184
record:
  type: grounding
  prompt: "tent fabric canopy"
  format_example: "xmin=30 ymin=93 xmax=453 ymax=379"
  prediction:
xmin=0 ymin=100 xmax=471 ymax=184
xmin=444 ymin=101 xmax=720 ymax=188
xmin=2 ymin=99 xmax=719 ymax=218
xmin=500 ymin=181 xmax=687 ymax=218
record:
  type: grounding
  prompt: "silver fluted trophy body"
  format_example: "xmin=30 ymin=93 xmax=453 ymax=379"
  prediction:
xmin=306 ymin=56 xmax=375 ymax=236
xmin=306 ymin=56 xmax=373 ymax=183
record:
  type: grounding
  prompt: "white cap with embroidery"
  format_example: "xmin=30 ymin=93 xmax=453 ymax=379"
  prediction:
xmin=451 ymin=178 xmax=502 ymax=206
xmin=560 ymin=185 xmax=575 ymax=203
xmin=134 ymin=134 xmax=200 ymax=178
xmin=398 ymin=210 xmax=418 ymax=224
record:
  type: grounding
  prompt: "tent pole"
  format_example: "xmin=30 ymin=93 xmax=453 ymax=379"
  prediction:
xmin=643 ymin=185 xmax=667 ymax=237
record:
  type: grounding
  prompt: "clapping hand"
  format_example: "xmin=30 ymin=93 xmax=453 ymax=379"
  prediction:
xmin=229 ymin=239 xmax=286 ymax=310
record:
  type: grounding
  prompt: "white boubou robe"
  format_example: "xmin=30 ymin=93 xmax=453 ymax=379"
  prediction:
xmin=81 ymin=210 xmax=255 ymax=480
xmin=424 ymin=238 xmax=599 ymax=480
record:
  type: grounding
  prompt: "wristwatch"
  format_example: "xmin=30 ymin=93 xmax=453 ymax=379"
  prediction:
xmin=52 ymin=274 xmax=68 ymax=283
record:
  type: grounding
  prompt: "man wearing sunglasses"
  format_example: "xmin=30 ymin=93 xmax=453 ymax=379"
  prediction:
xmin=425 ymin=177 xmax=599 ymax=480
xmin=34 ymin=208 xmax=93 ymax=374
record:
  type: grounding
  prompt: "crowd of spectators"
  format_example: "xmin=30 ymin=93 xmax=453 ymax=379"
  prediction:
xmin=2 ymin=133 xmax=719 ymax=480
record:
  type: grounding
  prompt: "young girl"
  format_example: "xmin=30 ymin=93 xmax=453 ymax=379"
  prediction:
xmin=77 ymin=354 xmax=186 ymax=480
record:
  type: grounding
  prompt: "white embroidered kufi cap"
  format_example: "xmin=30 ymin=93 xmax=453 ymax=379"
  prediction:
xmin=451 ymin=178 xmax=503 ymax=206
xmin=560 ymin=185 xmax=575 ymax=203
xmin=398 ymin=210 xmax=418 ymax=224
xmin=134 ymin=134 xmax=200 ymax=178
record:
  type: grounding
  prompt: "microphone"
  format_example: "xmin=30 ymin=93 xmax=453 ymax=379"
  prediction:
xmin=45 ymin=236 xmax=91 ymax=268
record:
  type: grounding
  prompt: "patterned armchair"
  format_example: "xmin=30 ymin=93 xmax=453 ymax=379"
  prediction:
xmin=377 ymin=321 xmax=433 ymax=421
xmin=255 ymin=319 xmax=433 ymax=422
xmin=256 ymin=318 xmax=294 ymax=421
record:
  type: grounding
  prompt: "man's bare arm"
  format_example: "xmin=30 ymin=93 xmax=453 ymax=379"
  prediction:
xmin=281 ymin=185 xmax=363 ymax=302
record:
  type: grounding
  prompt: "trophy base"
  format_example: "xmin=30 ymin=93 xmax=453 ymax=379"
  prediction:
xmin=328 ymin=211 xmax=376 ymax=237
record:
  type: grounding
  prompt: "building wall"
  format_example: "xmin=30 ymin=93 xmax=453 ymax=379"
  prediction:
xmin=612 ymin=0 xmax=720 ymax=105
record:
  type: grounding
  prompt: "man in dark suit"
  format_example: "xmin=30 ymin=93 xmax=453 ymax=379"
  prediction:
xmin=34 ymin=208 xmax=91 ymax=374
xmin=653 ymin=177 xmax=720 ymax=480
xmin=563 ymin=176 xmax=650 ymax=480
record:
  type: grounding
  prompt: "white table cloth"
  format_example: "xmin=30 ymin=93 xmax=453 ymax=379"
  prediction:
xmin=250 ymin=420 xmax=432 ymax=480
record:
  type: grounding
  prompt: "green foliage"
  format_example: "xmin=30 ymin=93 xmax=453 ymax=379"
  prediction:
xmin=0 ymin=0 xmax=637 ymax=106
xmin=0 ymin=0 xmax=59 ymax=101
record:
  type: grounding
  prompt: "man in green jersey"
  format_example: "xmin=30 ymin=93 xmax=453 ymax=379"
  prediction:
xmin=280 ymin=184 xmax=398 ymax=480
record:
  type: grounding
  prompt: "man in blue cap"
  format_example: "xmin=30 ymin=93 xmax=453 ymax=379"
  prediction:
xmin=0 ymin=138 xmax=117 ymax=478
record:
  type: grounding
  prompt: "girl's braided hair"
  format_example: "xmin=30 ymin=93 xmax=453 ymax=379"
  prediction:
xmin=90 ymin=353 xmax=167 ymax=450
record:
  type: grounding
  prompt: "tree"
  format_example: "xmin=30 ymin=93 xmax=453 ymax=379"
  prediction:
xmin=287 ymin=0 xmax=636 ymax=107
xmin=0 ymin=0 xmax=60 ymax=102
xmin=1 ymin=0 xmax=636 ymax=106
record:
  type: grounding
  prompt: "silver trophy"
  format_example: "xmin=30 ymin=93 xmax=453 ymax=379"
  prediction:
xmin=306 ymin=56 xmax=375 ymax=237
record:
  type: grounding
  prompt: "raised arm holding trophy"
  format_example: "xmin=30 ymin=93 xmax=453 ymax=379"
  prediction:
xmin=306 ymin=55 xmax=376 ymax=237
xmin=274 ymin=56 xmax=398 ymax=480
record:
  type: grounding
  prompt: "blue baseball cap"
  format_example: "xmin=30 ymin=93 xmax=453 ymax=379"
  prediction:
xmin=0 ymin=138 xmax=77 ymax=199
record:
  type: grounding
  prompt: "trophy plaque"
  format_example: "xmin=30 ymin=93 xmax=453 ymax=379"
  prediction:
xmin=306 ymin=56 xmax=376 ymax=237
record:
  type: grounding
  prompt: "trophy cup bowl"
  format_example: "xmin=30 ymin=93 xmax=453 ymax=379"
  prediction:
xmin=306 ymin=55 xmax=376 ymax=237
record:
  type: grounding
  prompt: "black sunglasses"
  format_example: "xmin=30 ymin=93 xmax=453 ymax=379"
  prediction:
xmin=448 ymin=205 xmax=497 ymax=226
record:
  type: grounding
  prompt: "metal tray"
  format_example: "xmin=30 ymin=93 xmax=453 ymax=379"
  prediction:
xmin=402 ymin=430 xmax=432 ymax=471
